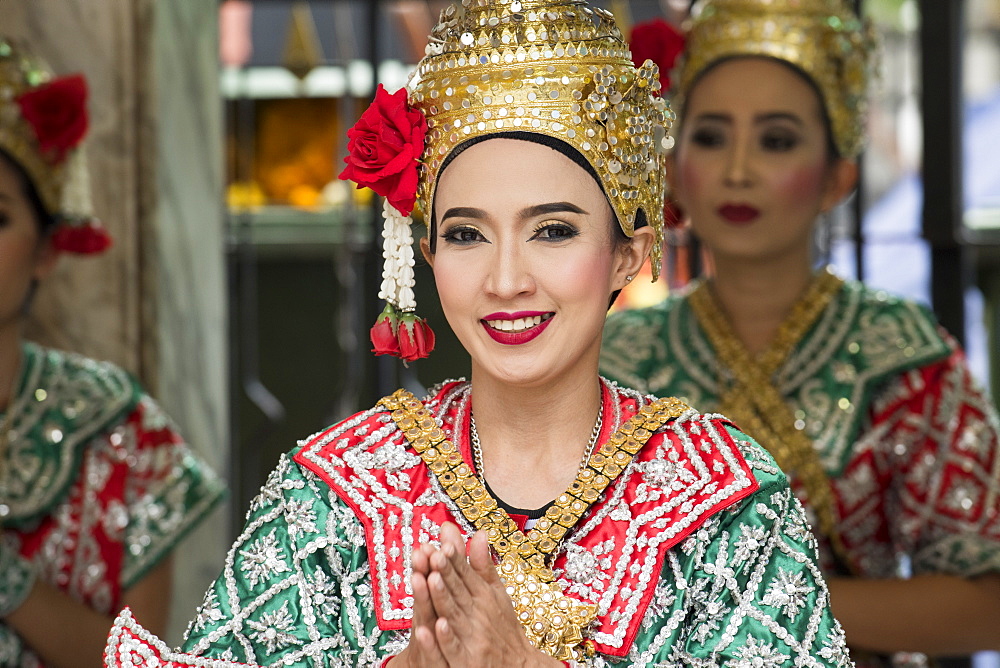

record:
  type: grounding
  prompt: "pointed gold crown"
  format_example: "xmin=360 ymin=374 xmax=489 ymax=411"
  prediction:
xmin=0 ymin=37 xmax=97 ymax=223
xmin=679 ymin=0 xmax=875 ymax=159
xmin=409 ymin=0 xmax=675 ymax=278
xmin=0 ymin=38 xmax=64 ymax=216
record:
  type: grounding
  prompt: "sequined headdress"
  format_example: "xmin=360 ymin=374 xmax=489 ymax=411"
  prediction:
xmin=0 ymin=37 xmax=109 ymax=254
xmin=340 ymin=0 xmax=674 ymax=360
xmin=679 ymin=0 xmax=875 ymax=159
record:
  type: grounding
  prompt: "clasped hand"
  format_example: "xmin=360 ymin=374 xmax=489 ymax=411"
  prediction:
xmin=390 ymin=523 xmax=561 ymax=668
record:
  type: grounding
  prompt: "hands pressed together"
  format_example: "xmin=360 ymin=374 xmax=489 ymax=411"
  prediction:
xmin=390 ymin=523 xmax=564 ymax=668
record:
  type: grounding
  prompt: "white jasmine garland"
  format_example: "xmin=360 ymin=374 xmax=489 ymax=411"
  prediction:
xmin=379 ymin=199 xmax=418 ymax=312
xmin=61 ymin=148 xmax=94 ymax=222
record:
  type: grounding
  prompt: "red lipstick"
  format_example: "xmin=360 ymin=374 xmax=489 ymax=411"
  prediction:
xmin=717 ymin=204 xmax=760 ymax=224
xmin=480 ymin=311 xmax=554 ymax=345
xmin=482 ymin=311 xmax=548 ymax=320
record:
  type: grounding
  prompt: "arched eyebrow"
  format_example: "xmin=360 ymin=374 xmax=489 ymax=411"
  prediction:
xmin=441 ymin=201 xmax=588 ymax=223
xmin=691 ymin=112 xmax=731 ymax=124
xmin=441 ymin=206 xmax=487 ymax=222
xmin=520 ymin=201 xmax=588 ymax=218
xmin=754 ymin=112 xmax=804 ymax=126
xmin=691 ymin=111 xmax=805 ymax=126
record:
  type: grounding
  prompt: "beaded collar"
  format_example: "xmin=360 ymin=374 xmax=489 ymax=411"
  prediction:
xmin=380 ymin=387 xmax=690 ymax=660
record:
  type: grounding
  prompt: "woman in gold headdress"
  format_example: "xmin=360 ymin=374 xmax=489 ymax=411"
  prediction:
xmin=0 ymin=38 xmax=225 ymax=668
xmin=600 ymin=0 xmax=1000 ymax=664
xmin=106 ymin=1 xmax=852 ymax=666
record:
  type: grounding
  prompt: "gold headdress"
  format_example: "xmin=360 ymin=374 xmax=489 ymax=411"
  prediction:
xmin=678 ymin=0 xmax=875 ymax=159
xmin=412 ymin=0 xmax=674 ymax=259
xmin=341 ymin=0 xmax=674 ymax=360
xmin=0 ymin=37 xmax=109 ymax=253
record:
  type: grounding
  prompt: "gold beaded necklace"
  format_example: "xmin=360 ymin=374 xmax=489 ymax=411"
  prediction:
xmin=688 ymin=269 xmax=853 ymax=571
xmin=380 ymin=388 xmax=691 ymax=661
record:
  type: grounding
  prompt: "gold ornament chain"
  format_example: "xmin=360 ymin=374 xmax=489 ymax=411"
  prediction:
xmin=688 ymin=270 xmax=853 ymax=570
xmin=379 ymin=389 xmax=691 ymax=660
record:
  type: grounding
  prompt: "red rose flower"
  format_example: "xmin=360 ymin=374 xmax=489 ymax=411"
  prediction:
xmin=339 ymin=84 xmax=427 ymax=216
xmin=371 ymin=303 xmax=401 ymax=357
xmin=398 ymin=313 xmax=435 ymax=362
xmin=629 ymin=19 xmax=685 ymax=94
xmin=16 ymin=74 xmax=89 ymax=163
xmin=50 ymin=220 xmax=112 ymax=255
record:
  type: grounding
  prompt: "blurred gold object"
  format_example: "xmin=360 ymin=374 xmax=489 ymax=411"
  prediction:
xmin=679 ymin=0 xmax=876 ymax=158
xmin=410 ymin=0 xmax=675 ymax=279
xmin=284 ymin=2 xmax=324 ymax=80
xmin=226 ymin=181 xmax=266 ymax=210
xmin=609 ymin=0 xmax=633 ymax=36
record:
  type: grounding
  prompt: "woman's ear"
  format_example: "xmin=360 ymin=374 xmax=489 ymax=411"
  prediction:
xmin=820 ymin=158 xmax=859 ymax=213
xmin=419 ymin=236 xmax=434 ymax=268
xmin=614 ymin=226 xmax=655 ymax=290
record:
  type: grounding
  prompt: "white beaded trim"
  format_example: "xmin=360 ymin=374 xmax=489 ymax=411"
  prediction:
xmin=106 ymin=608 xmax=260 ymax=668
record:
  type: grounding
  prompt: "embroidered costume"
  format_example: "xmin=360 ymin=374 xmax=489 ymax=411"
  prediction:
xmin=0 ymin=342 xmax=224 ymax=666
xmin=603 ymin=1 xmax=999 ymax=663
xmin=98 ymin=380 xmax=848 ymax=666
xmin=600 ymin=276 xmax=1000 ymax=664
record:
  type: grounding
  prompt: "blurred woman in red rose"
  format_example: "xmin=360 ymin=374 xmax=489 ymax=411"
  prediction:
xmin=105 ymin=2 xmax=852 ymax=668
xmin=0 ymin=37 xmax=224 ymax=668
xmin=629 ymin=17 xmax=685 ymax=93
xmin=601 ymin=0 xmax=1000 ymax=664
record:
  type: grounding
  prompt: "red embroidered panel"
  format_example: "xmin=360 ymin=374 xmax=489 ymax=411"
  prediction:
xmin=295 ymin=381 xmax=758 ymax=656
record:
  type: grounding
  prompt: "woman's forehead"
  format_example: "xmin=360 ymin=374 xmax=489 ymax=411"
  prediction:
xmin=435 ymin=139 xmax=607 ymax=209
xmin=686 ymin=57 xmax=824 ymax=119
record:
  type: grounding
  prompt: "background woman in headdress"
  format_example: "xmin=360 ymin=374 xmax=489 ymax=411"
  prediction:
xmin=108 ymin=1 xmax=852 ymax=666
xmin=0 ymin=37 xmax=224 ymax=668
xmin=601 ymin=0 xmax=1000 ymax=663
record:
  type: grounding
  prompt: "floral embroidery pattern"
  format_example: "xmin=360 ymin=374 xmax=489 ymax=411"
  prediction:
xmin=179 ymin=382 xmax=851 ymax=667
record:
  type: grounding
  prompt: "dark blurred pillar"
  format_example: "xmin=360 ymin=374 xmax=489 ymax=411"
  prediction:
xmin=921 ymin=7 xmax=972 ymax=666
xmin=920 ymin=0 xmax=966 ymax=345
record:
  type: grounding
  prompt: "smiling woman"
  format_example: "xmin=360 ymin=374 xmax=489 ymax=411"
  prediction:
xmin=107 ymin=2 xmax=853 ymax=667
xmin=427 ymin=138 xmax=632 ymax=398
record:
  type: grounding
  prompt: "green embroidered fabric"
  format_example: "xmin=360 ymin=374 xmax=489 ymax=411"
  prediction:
xmin=601 ymin=280 xmax=950 ymax=476
xmin=181 ymin=418 xmax=850 ymax=667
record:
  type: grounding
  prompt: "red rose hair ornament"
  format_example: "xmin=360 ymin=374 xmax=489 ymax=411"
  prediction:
xmin=340 ymin=84 xmax=427 ymax=216
xmin=50 ymin=219 xmax=113 ymax=255
xmin=370 ymin=304 xmax=402 ymax=357
xmin=629 ymin=18 xmax=686 ymax=94
xmin=16 ymin=74 xmax=89 ymax=163
xmin=0 ymin=38 xmax=110 ymax=255
xmin=341 ymin=85 xmax=434 ymax=361
xmin=397 ymin=312 xmax=435 ymax=363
